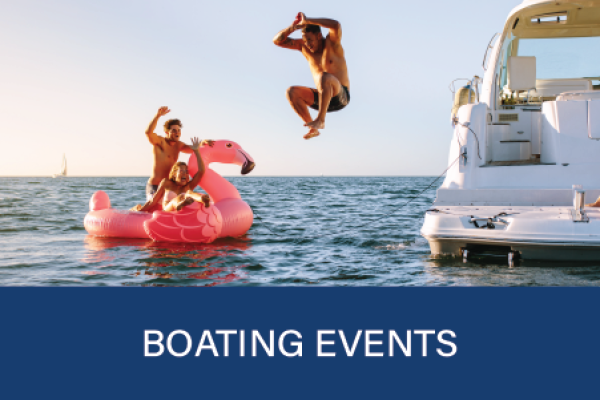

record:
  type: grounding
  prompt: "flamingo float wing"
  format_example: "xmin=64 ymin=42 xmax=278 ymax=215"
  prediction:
xmin=144 ymin=204 xmax=223 ymax=243
xmin=151 ymin=213 xmax=187 ymax=230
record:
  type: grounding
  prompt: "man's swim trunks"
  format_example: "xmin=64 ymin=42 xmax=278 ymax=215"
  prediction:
xmin=310 ymin=85 xmax=350 ymax=112
xmin=146 ymin=183 xmax=159 ymax=201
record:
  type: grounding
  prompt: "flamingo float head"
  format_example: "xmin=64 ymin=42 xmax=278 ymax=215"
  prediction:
xmin=188 ymin=140 xmax=255 ymax=176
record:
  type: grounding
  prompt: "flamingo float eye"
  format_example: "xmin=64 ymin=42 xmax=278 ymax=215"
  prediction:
xmin=226 ymin=143 xmax=233 ymax=148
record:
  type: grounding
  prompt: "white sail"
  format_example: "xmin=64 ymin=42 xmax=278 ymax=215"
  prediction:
xmin=52 ymin=154 xmax=67 ymax=178
xmin=61 ymin=154 xmax=67 ymax=176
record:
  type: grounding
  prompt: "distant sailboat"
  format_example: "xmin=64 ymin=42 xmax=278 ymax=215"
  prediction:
xmin=52 ymin=154 xmax=67 ymax=178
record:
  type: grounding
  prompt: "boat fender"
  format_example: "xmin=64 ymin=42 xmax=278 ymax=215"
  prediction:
xmin=451 ymin=85 xmax=476 ymax=122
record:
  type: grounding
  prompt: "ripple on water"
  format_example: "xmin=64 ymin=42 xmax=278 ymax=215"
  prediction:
xmin=1 ymin=176 xmax=600 ymax=286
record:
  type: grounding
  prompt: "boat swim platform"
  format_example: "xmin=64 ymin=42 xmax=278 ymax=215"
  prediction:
xmin=422 ymin=206 xmax=600 ymax=261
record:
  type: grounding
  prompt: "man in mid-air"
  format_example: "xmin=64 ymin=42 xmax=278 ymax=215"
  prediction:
xmin=273 ymin=12 xmax=350 ymax=140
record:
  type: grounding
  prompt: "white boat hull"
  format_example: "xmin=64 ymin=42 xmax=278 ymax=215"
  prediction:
xmin=422 ymin=206 xmax=600 ymax=260
xmin=420 ymin=1 xmax=600 ymax=261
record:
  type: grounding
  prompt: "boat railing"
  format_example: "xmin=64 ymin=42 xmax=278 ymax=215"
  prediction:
xmin=482 ymin=33 xmax=500 ymax=71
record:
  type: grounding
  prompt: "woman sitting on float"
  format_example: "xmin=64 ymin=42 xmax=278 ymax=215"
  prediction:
xmin=133 ymin=137 xmax=211 ymax=212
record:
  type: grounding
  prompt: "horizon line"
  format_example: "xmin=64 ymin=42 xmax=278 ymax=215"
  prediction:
xmin=0 ymin=175 xmax=442 ymax=178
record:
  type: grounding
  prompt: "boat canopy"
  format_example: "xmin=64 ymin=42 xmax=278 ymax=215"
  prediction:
xmin=505 ymin=0 xmax=600 ymax=38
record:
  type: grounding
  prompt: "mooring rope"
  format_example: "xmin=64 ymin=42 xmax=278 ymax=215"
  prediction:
xmin=453 ymin=118 xmax=482 ymax=160
xmin=250 ymin=155 xmax=461 ymax=241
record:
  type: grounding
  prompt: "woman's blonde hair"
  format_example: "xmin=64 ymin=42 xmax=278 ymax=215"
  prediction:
xmin=169 ymin=162 xmax=188 ymax=181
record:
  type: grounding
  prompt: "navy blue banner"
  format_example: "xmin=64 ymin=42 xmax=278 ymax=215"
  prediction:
xmin=1 ymin=288 xmax=598 ymax=399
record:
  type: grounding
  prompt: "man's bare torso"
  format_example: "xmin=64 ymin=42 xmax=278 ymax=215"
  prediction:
xmin=149 ymin=138 xmax=184 ymax=185
xmin=302 ymin=36 xmax=350 ymax=89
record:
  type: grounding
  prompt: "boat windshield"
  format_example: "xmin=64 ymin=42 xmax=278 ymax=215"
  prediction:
xmin=517 ymin=37 xmax=600 ymax=80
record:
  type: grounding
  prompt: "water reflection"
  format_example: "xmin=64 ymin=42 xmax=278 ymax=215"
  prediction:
xmin=82 ymin=236 xmax=253 ymax=286
xmin=423 ymin=254 xmax=600 ymax=286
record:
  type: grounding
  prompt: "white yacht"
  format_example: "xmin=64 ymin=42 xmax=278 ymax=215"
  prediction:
xmin=52 ymin=154 xmax=67 ymax=178
xmin=421 ymin=0 xmax=600 ymax=261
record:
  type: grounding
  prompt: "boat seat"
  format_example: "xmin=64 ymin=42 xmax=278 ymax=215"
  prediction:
xmin=556 ymin=90 xmax=600 ymax=101
xmin=535 ymin=79 xmax=592 ymax=98
xmin=504 ymin=79 xmax=594 ymax=101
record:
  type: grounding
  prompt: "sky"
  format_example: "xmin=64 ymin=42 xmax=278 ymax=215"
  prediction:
xmin=0 ymin=0 xmax=523 ymax=177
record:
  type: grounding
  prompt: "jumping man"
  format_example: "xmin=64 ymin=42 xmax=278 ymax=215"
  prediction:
xmin=273 ymin=12 xmax=350 ymax=140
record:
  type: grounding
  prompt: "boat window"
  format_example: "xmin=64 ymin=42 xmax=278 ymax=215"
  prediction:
xmin=518 ymin=37 xmax=600 ymax=80
xmin=530 ymin=12 xmax=567 ymax=25
xmin=497 ymin=34 xmax=515 ymax=90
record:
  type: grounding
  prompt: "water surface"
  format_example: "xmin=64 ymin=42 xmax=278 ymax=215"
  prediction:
xmin=1 ymin=177 xmax=599 ymax=286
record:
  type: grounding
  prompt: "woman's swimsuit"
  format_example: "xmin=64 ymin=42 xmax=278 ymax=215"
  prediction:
xmin=163 ymin=190 xmax=180 ymax=208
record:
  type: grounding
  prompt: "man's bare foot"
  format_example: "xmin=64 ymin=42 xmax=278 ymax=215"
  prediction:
xmin=176 ymin=197 xmax=194 ymax=211
xmin=303 ymin=129 xmax=321 ymax=140
xmin=305 ymin=119 xmax=325 ymax=130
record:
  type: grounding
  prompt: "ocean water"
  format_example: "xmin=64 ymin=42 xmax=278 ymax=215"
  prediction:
xmin=1 ymin=176 xmax=600 ymax=286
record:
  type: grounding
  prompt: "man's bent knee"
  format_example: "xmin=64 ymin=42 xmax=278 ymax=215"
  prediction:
xmin=316 ymin=73 xmax=336 ymax=90
xmin=287 ymin=86 xmax=313 ymax=106
xmin=286 ymin=87 xmax=298 ymax=101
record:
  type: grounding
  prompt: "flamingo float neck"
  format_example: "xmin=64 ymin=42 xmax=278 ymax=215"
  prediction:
xmin=188 ymin=140 xmax=255 ymax=204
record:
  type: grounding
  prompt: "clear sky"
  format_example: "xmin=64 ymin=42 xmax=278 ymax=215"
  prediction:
xmin=0 ymin=0 xmax=522 ymax=176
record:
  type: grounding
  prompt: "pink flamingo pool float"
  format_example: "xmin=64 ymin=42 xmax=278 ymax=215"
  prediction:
xmin=84 ymin=140 xmax=255 ymax=243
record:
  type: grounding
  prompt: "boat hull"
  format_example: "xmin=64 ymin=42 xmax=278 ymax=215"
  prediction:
xmin=422 ymin=206 xmax=600 ymax=261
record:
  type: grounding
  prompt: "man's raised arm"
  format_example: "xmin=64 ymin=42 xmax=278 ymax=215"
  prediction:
xmin=299 ymin=13 xmax=342 ymax=43
xmin=145 ymin=106 xmax=170 ymax=145
xmin=273 ymin=23 xmax=302 ymax=50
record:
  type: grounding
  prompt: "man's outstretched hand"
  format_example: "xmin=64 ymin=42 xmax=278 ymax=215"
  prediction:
xmin=157 ymin=106 xmax=171 ymax=117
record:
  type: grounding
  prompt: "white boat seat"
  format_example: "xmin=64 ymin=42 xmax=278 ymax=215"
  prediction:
xmin=504 ymin=80 xmax=594 ymax=101
xmin=535 ymin=79 xmax=592 ymax=98
xmin=507 ymin=56 xmax=536 ymax=91
xmin=556 ymin=90 xmax=600 ymax=101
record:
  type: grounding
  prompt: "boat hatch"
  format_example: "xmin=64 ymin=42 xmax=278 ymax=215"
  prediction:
xmin=530 ymin=12 xmax=568 ymax=25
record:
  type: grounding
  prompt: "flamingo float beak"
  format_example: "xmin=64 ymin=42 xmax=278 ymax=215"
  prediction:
xmin=236 ymin=149 xmax=255 ymax=175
